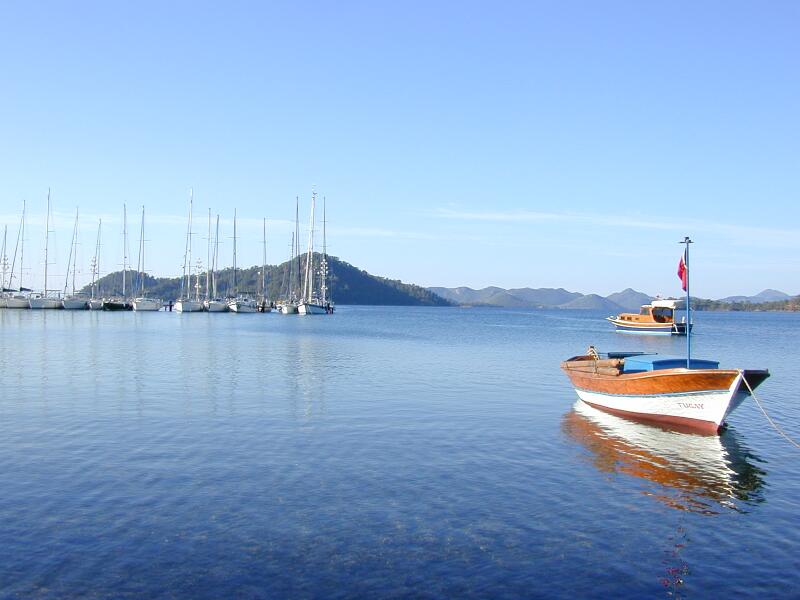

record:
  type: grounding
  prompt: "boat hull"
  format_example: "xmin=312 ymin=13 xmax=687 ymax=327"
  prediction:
xmin=229 ymin=300 xmax=257 ymax=313
xmin=5 ymin=296 xmax=30 ymax=309
xmin=298 ymin=302 xmax=328 ymax=315
xmin=562 ymin=365 xmax=768 ymax=434
xmin=204 ymin=300 xmax=229 ymax=312
xmin=175 ymin=300 xmax=204 ymax=313
xmin=87 ymin=299 xmax=104 ymax=310
xmin=62 ymin=298 xmax=88 ymax=310
xmin=29 ymin=297 xmax=63 ymax=309
xmin=277 ymin=303 xmax=298 ymax=314
xmin=103 ymin=300 xmax=132 ymax=311
xmin=607 ymin=317 xmax=690 ymax=335
xmin=132 ymin=298 xmax=162 ymax=311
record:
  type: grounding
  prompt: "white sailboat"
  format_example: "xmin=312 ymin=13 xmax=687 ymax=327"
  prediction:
xmin=87 ymin=219 xmax=104 ymax=310
xmin=175 ymin=189 xmax=204 ymax=312
xmin=103 ymin=204 xmax=133 ymax=310
xmin=204 ymin=212 xmax=227 ymax=312
xmin=132 ymin=206 xmax=162 ymax=311
xmin=258 ymin=218 xmax=272 ymax=312
xmin=62 ymin=208 xmax=88 ymax=309
xmin=227 ymin=209 xmax=257 ymax=313
xmin=277 ymin=197 xmax=300 ymax=314
xmin=29 ymin=189 xmax=62 ymax=309
xmin=298 ymin=191 xmax=329 ymax=315
xmin=6 ymin=201 xmax=31 ymax=308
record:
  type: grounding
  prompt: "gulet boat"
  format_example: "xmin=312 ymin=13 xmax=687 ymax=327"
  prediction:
xmin=607 ymin=299 xmax=690 ymax=335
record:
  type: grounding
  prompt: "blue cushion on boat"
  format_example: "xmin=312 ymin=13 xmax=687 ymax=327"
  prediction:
xmin=622 ymin=355 xmax=719 ymax=373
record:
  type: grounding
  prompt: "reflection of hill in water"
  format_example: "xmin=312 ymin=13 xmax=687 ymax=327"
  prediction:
xmin=562 ymin=401 xmax=767 ymax=514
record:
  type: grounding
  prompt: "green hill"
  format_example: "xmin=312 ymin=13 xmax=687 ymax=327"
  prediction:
xmin=81 ymin=254 xmax=451 ymax=307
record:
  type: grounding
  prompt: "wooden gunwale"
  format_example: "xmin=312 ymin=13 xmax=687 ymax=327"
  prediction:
xmin=561 ymin=367 xmax=740 ymax=396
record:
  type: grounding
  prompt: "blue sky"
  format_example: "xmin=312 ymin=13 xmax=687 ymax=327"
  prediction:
xmin=1 ymin=1 xmax=798 ymax=298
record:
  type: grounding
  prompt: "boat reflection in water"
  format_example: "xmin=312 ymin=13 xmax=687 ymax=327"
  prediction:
xmin=563 ymin=400 xmax=766 ymax=514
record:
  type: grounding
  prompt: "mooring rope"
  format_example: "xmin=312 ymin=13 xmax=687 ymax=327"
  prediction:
xmin=741 ymin=371 xmax=800 ymax=449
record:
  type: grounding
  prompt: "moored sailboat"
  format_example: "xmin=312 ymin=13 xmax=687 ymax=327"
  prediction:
xmin=87 ymin=219 xmax=104 ymax=310
xmin=203 ymin=212 xmax=227 ymax=312
xmin=5 ymin=201 xmax=31 ymax=309
xmin=227 ymin=209 xmax=257 ymax=313
xmin=62 ymin=208 xmax=88 ymax=310
xmin=29 ymin=189 xmax=62 ymax=309
xmin=132 ymin=207 xmax=163 ymax=311
xmin=298 ymin=192 xmax=332 ymax=315
xmin=103 ymin=204 xmax=132 ymax=310
xmin=175 ymin=189 xmax=204 ymax=313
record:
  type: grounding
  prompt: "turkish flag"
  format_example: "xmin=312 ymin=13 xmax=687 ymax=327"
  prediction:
xmin=677 ymin=251 xmax=688 ymax=291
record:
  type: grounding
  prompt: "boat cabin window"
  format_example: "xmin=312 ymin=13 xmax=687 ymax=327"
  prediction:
xmin=652 ymin=307 xmax=673 ymax=322
xmin=640 ymin=307 xmax=650 ymax=315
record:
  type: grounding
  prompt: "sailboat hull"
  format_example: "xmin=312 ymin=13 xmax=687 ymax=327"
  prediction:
xmin=6 ymin=296 xmax=30 ymax=309
xmin=277 ymin=303 xmax=298 ymax=314
xmin=103 ymin=299 xmax=132 ymax=311
xmin=87 ymin=299 xmax=104 ymax=310
xmin=132 ymin=298 xmax=162 ymax=311
xmin=62 ymin=298 xmax=88 ymax=310
xmin=175 ymin=300 xmax=204 ymax=313
xmin=204 ymin=300 xmax=229 ymax=312
xmin=229 ymin=300 xmax=258 ymax=313
xmin=298 ymin=302 xmax=328 ymax=315
xmin=29 ymin=297 xmax=62 ymax=309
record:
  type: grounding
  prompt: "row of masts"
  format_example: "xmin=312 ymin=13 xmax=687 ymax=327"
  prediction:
xmin=0 ymin=189 xmax=332 ymax=314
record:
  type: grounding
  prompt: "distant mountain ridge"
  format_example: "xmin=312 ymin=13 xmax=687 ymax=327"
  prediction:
xmin=427 ymin=285 xmax=797 ymax=311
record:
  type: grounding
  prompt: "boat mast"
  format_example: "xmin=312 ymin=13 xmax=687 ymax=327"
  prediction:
xmin=213 ymin=214 xmax=220 ymax=298
xmin=64 ymin=208 xmax=79 ymax=297
xmin=206 ymin=208 xmax=212 ymax=301
xmin=187 ymin=190 xmax=193 ymax=301
xmin=1 ymin=225 xmax=7 ymax=292
xmin=43 ymin=189 xmax=51 ymax=297
xmin=294 ymin=196 xmax=300 ymax=301
xmin=122 ymin=203 xmax=128 ymax=299
xmin=681 ymin=236 xmax=693 ymax=368
xmin=302 ymin=191 xmax=316 ymax=303
xmin=262 ymin=218 xmax=267 ymax=302
xmin=232 ymin=209 xmax=237 ymax=296
xmin=321 ymin=195 xmax=328 ymax=306
xmin=19 ymin=200 xmax=25 ymax=291
xmin=138 ymin=206 xmax=146 ymax=296
xmin=91 ymin=219 xmax=102 ymax=300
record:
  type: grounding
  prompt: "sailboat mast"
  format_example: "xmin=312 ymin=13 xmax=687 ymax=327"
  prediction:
xmin=1 ymin=225 xmax=7 ymax=291
xmin=206 ymin=208 xmax=211 ymax=300
xmin=262 ymin=218 xmax=267 ymax=301
xmin=91 ymin=219 xmax=102 ymax=299
xmin=294 ymin=196 xmax=299 ymax=300
xmin=322 ymin=196 xmax=327 ymax=305
xmin=64 ymin=208 xmax=79 ymax=296
xmin=302 ymin=192 xmax=316 ymax=303
xmin=19 ymin=200 xmax=25 ymax=290
xmin=232 ymin=209 xmax=237 ymax=296
xmin=71 ymin=208 xmax=78 ymax=296
xmin=122 ymin=203 xmax=128 ymax=298
xmin=138 ymin=206 xmax=146 ymax=296
xmin=213 ymin=215 xmax=219 ymax=298
xmin=187 ymin=190 xmax=193 ymax=300
xmin=43 ymin=189 xmax=51 ymax=296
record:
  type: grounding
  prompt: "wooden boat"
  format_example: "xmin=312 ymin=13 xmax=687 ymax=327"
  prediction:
xmin=561 ymin=348 xmax=769 ymax=434
xmin=607 ymin=299 xmax=690 ymax=335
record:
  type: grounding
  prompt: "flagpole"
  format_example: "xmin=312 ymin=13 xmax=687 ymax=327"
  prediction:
xmin=681 ymin=236 xmax=693 ymax=368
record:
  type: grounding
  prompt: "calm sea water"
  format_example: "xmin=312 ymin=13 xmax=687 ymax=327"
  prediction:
xmin=0 ymin=307 xmax=798 ymax=599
